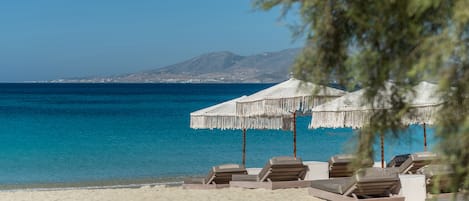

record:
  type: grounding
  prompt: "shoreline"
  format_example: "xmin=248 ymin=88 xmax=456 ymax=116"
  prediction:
xmin=0 ymin=176 xmax=192 ymax=192
xmin=0 ymin=182 xmax=181 ymax=193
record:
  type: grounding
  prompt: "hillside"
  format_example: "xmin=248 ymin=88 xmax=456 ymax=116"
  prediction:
xmin=50 ymin=48 xmax=301 ymax=83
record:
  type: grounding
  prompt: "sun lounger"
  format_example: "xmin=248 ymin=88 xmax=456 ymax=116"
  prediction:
xmin=329 ymin=154 xmax=373 ymax=178
xmin=183 ymin=164 xmax=247 ymax=189
xmin=229 ymin=156 xmax=310 ymax=190
xmin=329 ymin=154 xmax=356 ymax=178
xmin=309 ymin=167 xmax=405 ymax=201
xmin=398 ymin=152 xmax=438 ymax=174
xmin=386 ymin=154 xmax=411 ymax=168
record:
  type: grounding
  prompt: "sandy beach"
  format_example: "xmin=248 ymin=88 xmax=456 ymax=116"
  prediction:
xmin=0 ymin=185 xmax=322 ymax=201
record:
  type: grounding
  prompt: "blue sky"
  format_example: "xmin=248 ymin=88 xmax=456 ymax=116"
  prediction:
xmin=0 ymin=0 xmax=302 ymax=82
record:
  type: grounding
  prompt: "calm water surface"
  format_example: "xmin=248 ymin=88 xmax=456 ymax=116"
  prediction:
xmin=0 ymin=83 xmax=434 ymax=186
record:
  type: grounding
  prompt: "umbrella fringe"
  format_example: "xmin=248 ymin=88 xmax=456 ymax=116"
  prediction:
xmin=236 ymin=96 xmax=338 ymax=116
xmin=191 ymin=115 xmax=293 ymax=130
xmin=309 ymin=106 xmax=440 ymax=129
xmin=404 ymin=106 xmax=440 ymax=125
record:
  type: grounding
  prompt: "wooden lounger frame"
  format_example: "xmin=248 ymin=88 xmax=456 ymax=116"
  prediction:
xmin=398 ymin=152 xmax=438 ymax=174
xmin=230 ymin=156 xmax=310 ymax=190
xmin=183 ymin=164 xmax=247 ymax=189
xmin=308 ymin=188 xmax=405 ymax=201
xmin=309 ymin=167 xmax=405 ymax=200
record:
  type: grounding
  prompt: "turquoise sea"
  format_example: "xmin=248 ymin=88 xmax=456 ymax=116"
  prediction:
xmin=0 ymin=83 xmax=435 ymax=188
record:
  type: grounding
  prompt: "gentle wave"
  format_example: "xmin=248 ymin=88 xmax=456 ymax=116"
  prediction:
xmin=0 ymin=177 xmax=188 ymax=192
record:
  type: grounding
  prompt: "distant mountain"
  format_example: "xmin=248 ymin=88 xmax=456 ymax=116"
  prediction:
xmin=49 ymin=48 xmax=301 ymax=83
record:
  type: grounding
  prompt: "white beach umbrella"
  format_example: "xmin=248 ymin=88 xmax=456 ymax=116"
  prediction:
xmin=236 ymin=78 xmax=347 ymax=158
xmin=311 ymin=81 xmax=441 ymax=128
xmin=310 ymin=81 xmax=443 ymax=167
xmin=236 ymin=78 xmax=347 ymax=116
xmin=191 ymin=96 xmax=293 ymax=130
xmin=190 ymin=96 xmax=293 ymax=165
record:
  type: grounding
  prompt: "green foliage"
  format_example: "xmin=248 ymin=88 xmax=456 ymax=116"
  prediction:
xmin=254 ymin=0 xmax=469 ymax=196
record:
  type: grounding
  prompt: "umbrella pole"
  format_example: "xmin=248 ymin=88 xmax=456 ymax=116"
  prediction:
xmin=242 ymin=128 xmax=246 ymax=166
xmin=293 ymin=111 xmax=297 ymax=158
xmin=423 ymin=123 xmax=427 ymax=151
xmin=380 ymin=132 xmax=384 ymax=168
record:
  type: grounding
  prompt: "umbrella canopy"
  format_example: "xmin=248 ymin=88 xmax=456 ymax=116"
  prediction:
xmin=236 ymin=78 xmax=347 ymax=116
xmin=190 ymin=96 xmax=294 ymax=166
xmin=310 ymin=81 xmax=442 ymax=129
xmin=405 ymin=81 xmax=443 ymax=125
xmin=309 ymin=81 xmax=443 ymax=167
xmin=234 ymin=78 xmax=346 ymax=158
xmin=191 ymin=96 xmax=293 ymax=130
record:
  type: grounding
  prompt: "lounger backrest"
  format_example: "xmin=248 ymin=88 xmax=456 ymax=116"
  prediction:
xmin=257 ymin=156 xmax=307 ymax=182
xmin=328 ymin=154 xmax=355 ymax=178
xmin=387 ymin=154 xmax=411 ymax=167
xmin=399 ymin=152 xmax=438 ymax=174
xmin=205 ymin=164 xmax=247 ymax=184
xmin=328 ymin=154 xmax=373 ymax=178
xmin=345 ymin=167 xmax=400 ymax=197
